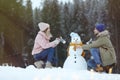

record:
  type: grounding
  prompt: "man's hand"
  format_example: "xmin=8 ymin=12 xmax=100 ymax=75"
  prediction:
xmin=76 ymin=45 xmax=82 ymax=49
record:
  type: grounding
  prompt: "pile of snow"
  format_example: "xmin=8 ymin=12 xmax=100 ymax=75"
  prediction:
xmin=0 ymin=65 xmax=120 ymax=80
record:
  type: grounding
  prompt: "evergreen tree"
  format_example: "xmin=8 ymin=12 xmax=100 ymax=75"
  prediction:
xmin=33 ymin=8 xmax=41 ymax=35
xmin=60 ymin=2 xmax=74 ymax=42
xmin=24 ymin=0 xmax=33 ymax=26
xmin=72 ymin=0 xmax=89 ymax=43
xmin=33 ymin=8 xmax=41 ymax=26
xmin=41 ymin=0 xmax=61 ymax=37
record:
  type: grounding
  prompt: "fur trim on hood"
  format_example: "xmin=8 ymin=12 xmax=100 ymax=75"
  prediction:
xmin=97 ymin=30 xmax=110 ymax=38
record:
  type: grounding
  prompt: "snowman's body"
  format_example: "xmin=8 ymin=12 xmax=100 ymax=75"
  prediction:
xmin=63 ymin=32 xmax=87 ymax=70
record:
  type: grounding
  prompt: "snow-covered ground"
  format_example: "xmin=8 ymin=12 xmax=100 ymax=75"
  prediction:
xmin=0 ymin=65 xmax=120 ymax=80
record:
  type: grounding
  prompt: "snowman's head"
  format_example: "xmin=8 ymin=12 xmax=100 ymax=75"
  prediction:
xmin=70 ymin=32 xmax=82 ymax=44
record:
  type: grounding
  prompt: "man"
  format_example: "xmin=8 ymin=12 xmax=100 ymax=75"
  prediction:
xmin=81 ymin=23 xmax=116 ymax=72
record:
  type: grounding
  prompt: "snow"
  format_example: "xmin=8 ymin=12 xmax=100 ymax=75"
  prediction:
xmin=0 ymin=65 xmax=120 ymax=80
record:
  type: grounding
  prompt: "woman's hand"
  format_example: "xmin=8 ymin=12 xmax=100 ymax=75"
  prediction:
xmin=53 ymin=38 xmax=60 ymax=45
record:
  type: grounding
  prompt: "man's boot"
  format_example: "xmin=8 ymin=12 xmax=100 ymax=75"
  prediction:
xmin=45 ymin=61 xmax=53 ymax=68
xmin=95 ymin=64 xmax=103 ymax=72
xmin=34 ymin=60 xmax=44 ymax=69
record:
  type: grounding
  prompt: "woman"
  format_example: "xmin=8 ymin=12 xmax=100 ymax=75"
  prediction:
xmin=32 ymin=22 xmax=60 ymax=68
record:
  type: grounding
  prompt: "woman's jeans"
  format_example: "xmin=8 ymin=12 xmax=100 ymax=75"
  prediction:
xmin=87 ymin=48 xmax=102 ymax=69
xmin=33 ymin=47 xmax=57 ymax=65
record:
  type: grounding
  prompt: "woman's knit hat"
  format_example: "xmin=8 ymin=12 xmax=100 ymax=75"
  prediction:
xmin=38 ymin=22 xmax=50 ymax=31
xmin=95 ymin=23 xmax=106 ymax=32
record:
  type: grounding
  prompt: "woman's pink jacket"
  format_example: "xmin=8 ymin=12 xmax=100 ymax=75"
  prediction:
xmin=32 ymin=31 xmax=57 ymax=55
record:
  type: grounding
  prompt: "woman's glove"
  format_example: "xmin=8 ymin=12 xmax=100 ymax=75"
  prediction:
xmin=53 ymin=38 xmax=60 ymax=45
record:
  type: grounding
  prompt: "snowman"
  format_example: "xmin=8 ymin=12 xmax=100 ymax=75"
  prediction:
xmin=63 ymin=32 xmax=87 ymax=70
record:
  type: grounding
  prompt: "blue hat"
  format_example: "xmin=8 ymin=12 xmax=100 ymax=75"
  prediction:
xmin=95 ymin=23 xmax=106 ymax=32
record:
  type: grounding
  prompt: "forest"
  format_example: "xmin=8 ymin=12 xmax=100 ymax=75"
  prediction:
xmin=0 ymin=0 xmax=120 ymax=73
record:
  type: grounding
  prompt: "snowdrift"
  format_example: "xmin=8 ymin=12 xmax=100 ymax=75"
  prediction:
xmin=0 ymin=65 xmax=120 ymax=80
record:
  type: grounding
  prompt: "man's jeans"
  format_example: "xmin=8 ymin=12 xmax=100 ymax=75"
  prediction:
xmin=33 ymin=47 xmax=57 ymax=65
xmin=87 ymin=48 xmax=102 ymax=69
